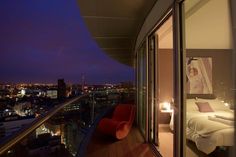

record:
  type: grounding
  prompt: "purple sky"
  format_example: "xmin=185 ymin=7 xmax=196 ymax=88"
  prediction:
xmin=0 ymin=0 xmax=134 ymax=84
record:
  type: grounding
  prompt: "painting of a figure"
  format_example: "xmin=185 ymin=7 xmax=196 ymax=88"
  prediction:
xmin=186 ymin=57 xmax=212 ymax=94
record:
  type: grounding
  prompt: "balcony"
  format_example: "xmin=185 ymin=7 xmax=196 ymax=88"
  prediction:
xmin=85 ymin=127 xmax=154 ymax=157
xmin=0 ymin=91 xmax=154 ymax=157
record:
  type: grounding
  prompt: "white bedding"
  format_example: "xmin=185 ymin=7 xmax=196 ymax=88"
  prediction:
xmin=186 ymin=99 xmax=234 ymax=154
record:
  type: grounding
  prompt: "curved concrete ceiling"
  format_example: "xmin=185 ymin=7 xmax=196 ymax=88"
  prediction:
xmin=77 ymin=0 xmax=157 ymax=66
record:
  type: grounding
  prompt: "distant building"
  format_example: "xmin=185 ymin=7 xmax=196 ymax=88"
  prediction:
xmin=13 ymin=101 xmax=33 ymax=116
xmin=0 ymin=89 xmax=10 ymax=99
xmin=27 ymin=133 xmax=62 ymax=156
xmin=0 ymin=108 xmax=17 ymax=119
xmin=46 ymin=90 xmax=57 ymax=99
xmin=2 ymin=117 xmax=35 ymax=137
xmin=57 ymin=79 xmax=66 ymax=100
xmin=70 ymin=84 xmax=82 ymax=96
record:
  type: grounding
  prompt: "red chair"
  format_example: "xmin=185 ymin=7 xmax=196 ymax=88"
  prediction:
xmin=98 ymin=104 xmax=136 ymax=140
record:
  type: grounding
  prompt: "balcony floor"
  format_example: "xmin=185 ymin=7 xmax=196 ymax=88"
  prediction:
xmin=85 ymin=126 xmax=155 ymax=157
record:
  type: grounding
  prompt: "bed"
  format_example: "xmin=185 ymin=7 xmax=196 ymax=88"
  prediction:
xmin=186 ymin=98 xmax=234 ymax=154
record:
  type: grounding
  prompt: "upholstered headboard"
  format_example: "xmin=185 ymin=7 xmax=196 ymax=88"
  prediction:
xmin=187 ymin=94 xmax=216 ymax=99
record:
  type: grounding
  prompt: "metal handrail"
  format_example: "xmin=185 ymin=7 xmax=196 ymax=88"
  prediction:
xmin=0 ymin=94 xmax=88 ymax=155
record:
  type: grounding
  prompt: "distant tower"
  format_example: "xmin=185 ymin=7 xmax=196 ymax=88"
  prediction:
xmin=57 ymin=79 xmax=66 ymax=100
xmin=81 ymin=74 xmax=85 ymax=92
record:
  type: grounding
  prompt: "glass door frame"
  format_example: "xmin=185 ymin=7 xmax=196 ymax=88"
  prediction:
xmin=147 ymin=34 xmax=158 ymax=145
xmin=147 ymin=8 xmax=176 ymax=156
xmin=145 ymin=2 xmax=187 ymax=156
xmin=173 ymin=1 xmax=187 ymax=157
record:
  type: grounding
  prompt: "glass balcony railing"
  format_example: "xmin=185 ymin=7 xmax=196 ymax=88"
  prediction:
xmin=0 ymin=91 xmax=132 ymax=157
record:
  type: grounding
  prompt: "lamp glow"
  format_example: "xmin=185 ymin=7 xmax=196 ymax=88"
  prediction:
xmin=161 ymin=102 xmax=171 ymax=110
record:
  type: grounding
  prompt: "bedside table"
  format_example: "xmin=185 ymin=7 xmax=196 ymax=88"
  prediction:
xmin=160 ymin=109 xmax=174 ymax=130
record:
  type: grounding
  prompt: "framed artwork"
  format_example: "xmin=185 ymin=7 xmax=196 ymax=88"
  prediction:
xmin=186 ymin=57 xmax=212 ymax=94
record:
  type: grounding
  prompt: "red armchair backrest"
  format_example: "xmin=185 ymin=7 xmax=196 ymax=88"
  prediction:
xmin=112 ymin=104 xmax=135 ymax=123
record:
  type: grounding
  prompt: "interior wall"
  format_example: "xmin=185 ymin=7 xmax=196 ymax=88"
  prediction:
xmin=158 ymin=49 xmax=173 ymax=102
xmin=155 ymin=16 xmax=173 ymax=49
xmin=185 ymin=0 xmax=233 ymax=49
xmin=186 ymin=49 xmax=233 ymax=105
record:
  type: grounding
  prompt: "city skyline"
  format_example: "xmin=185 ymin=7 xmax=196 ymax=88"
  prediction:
xmin=0 ymin=0 xmax=134 ymax=84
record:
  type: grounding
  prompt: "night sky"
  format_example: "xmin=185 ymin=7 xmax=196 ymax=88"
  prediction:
xmin=0 ymin=0 xmax=134 ymax=84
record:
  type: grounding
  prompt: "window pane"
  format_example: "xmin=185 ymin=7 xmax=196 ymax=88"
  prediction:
xmin=137 ymin=43 xmax=147 ymax=135
xmin=183 ymin=0 xmax=235 ymax=157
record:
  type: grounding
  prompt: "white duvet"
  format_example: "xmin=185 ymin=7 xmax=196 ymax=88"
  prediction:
xmin=187 ymin=111 xmax=234 ymax=154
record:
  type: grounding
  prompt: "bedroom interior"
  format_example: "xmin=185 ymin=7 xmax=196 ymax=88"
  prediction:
xmin=184 ymin=0 xmax=234 ymax=156
xmin=156 ymin=48 xmax=174 ymax=157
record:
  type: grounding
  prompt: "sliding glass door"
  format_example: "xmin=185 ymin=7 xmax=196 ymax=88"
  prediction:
xmin=147 ymin=13 xmax=174 ymax=157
